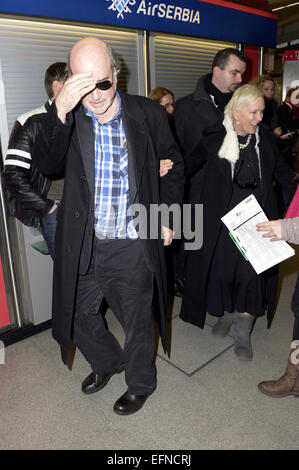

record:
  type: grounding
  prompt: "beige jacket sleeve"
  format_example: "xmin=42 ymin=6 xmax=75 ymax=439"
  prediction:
xmin=281 ymin=217 xmax=299 ymax=244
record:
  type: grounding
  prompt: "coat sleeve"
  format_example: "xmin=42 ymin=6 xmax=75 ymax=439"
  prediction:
xmin=173 ymin=98 xmax=217 ymax=177
xmin=156 ymin=107 xmax=185 ymax=209
xmin=31 ymin=101 xmax=74 ymax=176
xmin=281 ymin=217 xmax=299 ymax=244
xmin=173 ymin=98 xmax=187 ymax=154
xmin=2 ymin=119 xmax=54 ymax=221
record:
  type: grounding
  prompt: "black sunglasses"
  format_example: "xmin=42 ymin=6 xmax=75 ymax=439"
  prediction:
xmin=95 ymin=80 xmax=113 ymax=91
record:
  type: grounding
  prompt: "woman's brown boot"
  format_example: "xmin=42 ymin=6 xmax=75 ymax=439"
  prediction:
xmin=258 ymin=343 xmax=299 ymax=397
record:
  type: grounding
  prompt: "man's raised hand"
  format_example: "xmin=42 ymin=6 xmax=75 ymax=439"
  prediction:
xmin=55 ymin=72 xmax=96 ymax=123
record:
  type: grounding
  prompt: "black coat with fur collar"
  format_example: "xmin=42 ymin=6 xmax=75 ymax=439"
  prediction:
xmin=180 ymin=121 xmax=298 ymax=329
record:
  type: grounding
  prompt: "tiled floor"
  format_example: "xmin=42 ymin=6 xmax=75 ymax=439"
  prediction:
xmin=0 ymin=251 xmax=298 ymax=450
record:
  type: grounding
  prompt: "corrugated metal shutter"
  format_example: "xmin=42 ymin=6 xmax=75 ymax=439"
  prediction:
xmin=0 ymin=16 xmax=141 ymax=132
xmin=150 ymin=33 xmax=236 ymax=99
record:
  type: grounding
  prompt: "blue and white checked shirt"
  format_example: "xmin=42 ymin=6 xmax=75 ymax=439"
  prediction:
xmin=85 ymin=93 xmax=137 ymax=239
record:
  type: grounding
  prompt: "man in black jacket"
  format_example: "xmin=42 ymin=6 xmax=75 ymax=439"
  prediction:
xmin=173 ymin=48 xmax=246 ymax=336
xmin=3 ymin=62 xmax=68 ymax=259
xmin=174 ymin=48 xmax=246 ymax=203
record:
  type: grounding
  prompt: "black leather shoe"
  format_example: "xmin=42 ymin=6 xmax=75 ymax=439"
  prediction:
xmin=113 ymin=390 xmax=150 ymax=415
xmin=82 ymin=366 xmax=125 ymax=395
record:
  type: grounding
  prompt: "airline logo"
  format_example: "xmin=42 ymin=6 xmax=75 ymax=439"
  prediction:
xmin=107 ymin=0 xmax=136 ymax=20
xmin=106 ymin=0 xmax=200 ymax=24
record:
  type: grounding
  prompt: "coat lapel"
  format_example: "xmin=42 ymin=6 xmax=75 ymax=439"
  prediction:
xmin=75 ymin=106 xmax=95 ymax=200
xmin=74 ymin=94 xmax=149 ymax=206
xmin=120 ymin=91 xmax=149 ymax=204
xmin=207 ymin=124 xmax=233 ymax=189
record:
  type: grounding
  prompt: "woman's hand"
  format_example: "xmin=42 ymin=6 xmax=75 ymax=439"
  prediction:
xmin=256 ymin=219 xmax=282 ymax=242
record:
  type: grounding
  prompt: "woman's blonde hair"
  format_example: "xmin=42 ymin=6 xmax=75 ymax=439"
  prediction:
xmin=224 ymin=84 xmax=263 ymax=119
xmin=251 ymin=74 xmax=275 ymax=90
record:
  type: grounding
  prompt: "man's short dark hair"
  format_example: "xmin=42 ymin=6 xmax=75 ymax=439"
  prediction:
xmin=44 ymin=62 xmax=68 ymax=99
xmin=212 ymin=48 xmax=247 ymax=71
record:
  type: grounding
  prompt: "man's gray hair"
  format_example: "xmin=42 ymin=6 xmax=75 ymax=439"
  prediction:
xmin=106 ymin=41 xmax=120 ymax=73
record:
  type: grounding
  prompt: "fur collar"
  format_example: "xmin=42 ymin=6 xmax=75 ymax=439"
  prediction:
xmin=218 ymin=114 xmax=260 ymax=164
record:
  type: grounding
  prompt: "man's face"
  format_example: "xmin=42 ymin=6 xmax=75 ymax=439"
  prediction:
xmin=213 ymin=54 xmax=246 ymax=93
xmin=70 ymin=45 xmax=118 ymax=123
xmin=233 ymin=96 xmax=264 ymax=136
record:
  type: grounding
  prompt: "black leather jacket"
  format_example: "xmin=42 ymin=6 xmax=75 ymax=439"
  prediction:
xmin=2 ymin=102 xmax=55 ymax=227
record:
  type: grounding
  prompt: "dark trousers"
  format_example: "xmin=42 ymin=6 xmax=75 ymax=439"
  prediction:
xmin=40 ymin=204 xmax=58 ymax=260
xmin=291 ymin=272 xmax=299 ymax=341
xmin=73 ymin=237 xmax=156 ymax=395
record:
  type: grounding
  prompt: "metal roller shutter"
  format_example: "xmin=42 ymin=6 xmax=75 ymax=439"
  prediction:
xmin=0 ymin=16 xmax=142 ymax=132
xmin=150 ymin=33 xmax=236 ymax=100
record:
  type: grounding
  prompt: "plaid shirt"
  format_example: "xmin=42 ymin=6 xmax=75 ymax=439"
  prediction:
xmin=85 ymin=93 xmax=137 ymax=239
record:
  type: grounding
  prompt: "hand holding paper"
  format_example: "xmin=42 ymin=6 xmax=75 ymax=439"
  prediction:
xmin=221 ymin=195 xmax=294 ymax=274
xmin=256 ymin=220 xmax=282 ymax=242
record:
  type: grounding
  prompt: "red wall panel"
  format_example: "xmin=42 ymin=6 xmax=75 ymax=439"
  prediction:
xmin=0 ymin=257 xmax=10 ymax=328
xmin=244 ymin=45 xmax=260 ymax=84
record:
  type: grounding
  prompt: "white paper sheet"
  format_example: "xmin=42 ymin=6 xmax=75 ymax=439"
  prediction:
xmin=221 ymin=194 xmax=295 ymax=274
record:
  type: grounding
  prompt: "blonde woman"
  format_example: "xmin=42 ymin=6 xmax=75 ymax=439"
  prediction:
xmin=180 ymin=84 xmax=298 ymax=361
xmin=251 ymin=74 xmax=282 ymax=137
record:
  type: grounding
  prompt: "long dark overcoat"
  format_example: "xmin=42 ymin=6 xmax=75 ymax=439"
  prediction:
xmin=32 ymin=90 xmax=185 ymax=363
xmin=180 ymin=122 xmax=298 ymax=329
xmin=174 ymin=74 xmax=223 ymax=202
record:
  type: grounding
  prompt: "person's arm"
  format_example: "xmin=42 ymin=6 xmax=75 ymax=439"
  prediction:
xmin=281 ymin=217 xmax=299 ymax=244
xmin=256 ymin=217 xmax=299 ymax=244
xmin=256 ymin=220 xmax=283 ymax=242
xmin=269 ymin=99 xmax=281 ymax=137
xmin=157 ymin=108 xmax=185 ymax=207
xmin=156 ymin=107 xmax=185 ymax=245
xmin=270 ymin=129 xmax=298 ymax=195
xmin=173 ymin=100 xmax=206 ymax=177
xmin=3 ymin=118 xmax=55 ymax=222
xmin=32 ymin=73 xmax=96 ymax=176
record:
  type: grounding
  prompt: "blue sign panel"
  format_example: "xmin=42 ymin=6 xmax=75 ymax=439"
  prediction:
xmin=0 ymin=0 xmax=277 ymax=47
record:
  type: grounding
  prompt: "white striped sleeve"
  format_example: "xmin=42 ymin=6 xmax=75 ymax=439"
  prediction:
xmin=4 ymin=159 xmax=31 ymax=169
xmin=6 ymin=149 xmax=31 ymax=159
xmin=4 ymin=149 xmax=32 ymax=169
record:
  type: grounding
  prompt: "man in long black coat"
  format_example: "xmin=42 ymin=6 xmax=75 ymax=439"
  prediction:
xmin=32 ymin=37 xmax=184 ymax=415
xmin=174 ymin=48 xmax=247 ymax=203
